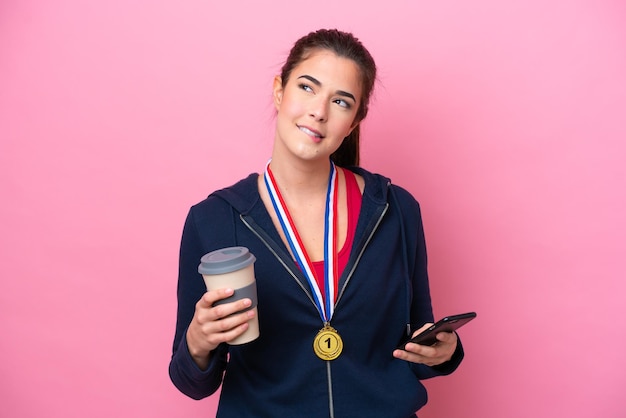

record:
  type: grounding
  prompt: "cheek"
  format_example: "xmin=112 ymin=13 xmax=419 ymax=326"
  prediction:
xmin=278 ymin=94 xmax=307 ymax=119
xmin=333 ymin=115 xmax=357 ymax=137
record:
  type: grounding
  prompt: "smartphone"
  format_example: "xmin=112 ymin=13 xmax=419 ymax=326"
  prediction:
xmin=401 ymin=312 xmax=476 ymax=349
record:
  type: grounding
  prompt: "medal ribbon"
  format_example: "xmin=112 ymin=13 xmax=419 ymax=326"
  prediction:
xmin=264 ymin=160 xmax=339 ymax=323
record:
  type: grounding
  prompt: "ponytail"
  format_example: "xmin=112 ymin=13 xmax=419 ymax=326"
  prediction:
xmin=331 ymin=125 xmax=360 ymax=167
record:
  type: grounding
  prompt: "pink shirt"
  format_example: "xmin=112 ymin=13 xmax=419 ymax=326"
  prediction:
xmin=312 ymin=168 xmax=362 ymax=303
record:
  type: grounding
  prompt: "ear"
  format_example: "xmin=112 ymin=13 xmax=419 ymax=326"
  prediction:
xmin=272 ymin=76 xmax=284 ymax=110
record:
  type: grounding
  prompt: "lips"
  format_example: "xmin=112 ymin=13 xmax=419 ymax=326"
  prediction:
xmin=298 ymin=125 xmax=324 ymax=139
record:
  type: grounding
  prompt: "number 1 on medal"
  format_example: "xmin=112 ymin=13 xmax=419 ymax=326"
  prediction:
xmin=313 ymin=325 xmax=343 ymax=361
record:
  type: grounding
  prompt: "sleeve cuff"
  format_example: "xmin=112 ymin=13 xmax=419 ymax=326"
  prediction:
xmin=430 ymin=333 xmax=464 ymax=375
xmin=180 ymin=334 xmax=228 ymax=380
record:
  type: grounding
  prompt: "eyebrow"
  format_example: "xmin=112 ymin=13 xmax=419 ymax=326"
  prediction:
xmin=297 ymin=75 xmax=356 ymax=103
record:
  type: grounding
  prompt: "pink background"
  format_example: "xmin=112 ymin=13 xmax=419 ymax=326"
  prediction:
xmin=1 ymin=1 xmax=625 ymax=417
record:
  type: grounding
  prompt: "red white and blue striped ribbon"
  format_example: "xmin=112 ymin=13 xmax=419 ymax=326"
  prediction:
xmin=264 ymin=160 xmax=339 ymax=323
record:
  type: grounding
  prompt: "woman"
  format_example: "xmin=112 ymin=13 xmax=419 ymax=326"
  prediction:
xmin=169 ymin=29 xmax=464 ymax=417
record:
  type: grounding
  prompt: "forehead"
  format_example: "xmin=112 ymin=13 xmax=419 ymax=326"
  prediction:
xmin=291 ymin=50 xmax=362 ymax=97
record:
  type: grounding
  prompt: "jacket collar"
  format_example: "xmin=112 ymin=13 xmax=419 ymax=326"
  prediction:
xmin=210 ymin=167 xmax=391 ymax=213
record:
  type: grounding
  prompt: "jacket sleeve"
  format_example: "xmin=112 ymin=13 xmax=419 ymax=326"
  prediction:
xmin=168 ymin=206 xmax=228 ymax=399
xmin=391 ymin=185 xmax=465 ymax=379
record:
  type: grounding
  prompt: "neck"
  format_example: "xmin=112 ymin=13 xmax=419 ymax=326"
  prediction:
xmin=267 ymin=158 xmax=333 ymax=196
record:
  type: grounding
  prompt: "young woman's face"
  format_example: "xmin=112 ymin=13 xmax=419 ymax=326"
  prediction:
xmin=272 ymin=50 xmax=362 ymax=164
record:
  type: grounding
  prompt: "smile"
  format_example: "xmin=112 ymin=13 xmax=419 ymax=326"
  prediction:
xmin=298 ymin=125 xmax=324 ymax=139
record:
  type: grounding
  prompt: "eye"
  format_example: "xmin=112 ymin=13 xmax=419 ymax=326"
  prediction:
xmin=333 ymin=99 xmax=352 ymax=109
xmin=298 ymin=83 xmax=313 ymax=93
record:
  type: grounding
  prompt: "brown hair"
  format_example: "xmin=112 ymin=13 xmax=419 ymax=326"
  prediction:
xmin=280 ymin=29 xmax=377 ymax=167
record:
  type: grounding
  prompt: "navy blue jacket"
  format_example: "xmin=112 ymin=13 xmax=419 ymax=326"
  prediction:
xmin=169 ymin=167 xmax=463 ymax=417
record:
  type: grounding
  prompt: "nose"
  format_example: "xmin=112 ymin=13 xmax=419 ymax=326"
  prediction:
xmin=309 ymin=97 xmax=328 ymax=122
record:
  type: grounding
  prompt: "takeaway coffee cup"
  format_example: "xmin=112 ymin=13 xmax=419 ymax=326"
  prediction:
xmin=198 ymin=246 xmax=259 ymax=345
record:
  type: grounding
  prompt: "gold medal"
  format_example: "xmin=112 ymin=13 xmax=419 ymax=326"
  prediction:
xmin=313 ymin=324 xmax=343 ymax=361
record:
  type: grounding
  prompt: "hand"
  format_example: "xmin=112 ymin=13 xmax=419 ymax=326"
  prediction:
xmin=186 ymin=288 xmax=255 ymax=370
xmin=392 ymin=323 xmax=458 ymax=366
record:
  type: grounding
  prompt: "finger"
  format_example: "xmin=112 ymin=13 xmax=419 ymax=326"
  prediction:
xmin=395 ymin=338 xmax=451 ymax=366
xmin=211 ymin=297 xmax=253 ymax=322
xmin=209 ymin=321 xmax=251 ymax=346
xmin=197 ymin=288 xmax=235 ymax=309
xmin=393 ymin=348 xmax=439 ymax=366
xmin=403 ymin=341 xmax=437 ymax=357
xmin=433 ymin=334 xmax=457 ymax=361
xmin=204 ymin=309 xmax=256 ymax=346
xmin=435 ymin=331 xmax=458 ymax=344
xmin=411 ymin=322 xmax=434 ymax=338
xmin=213 ymin=308 xmax=255 ymax=331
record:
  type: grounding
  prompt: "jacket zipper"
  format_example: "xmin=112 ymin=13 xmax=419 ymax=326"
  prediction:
xmin=335 ymin=202 xmax=389 ymax=307
xmin=240 ymin=201 xmax=388 ymax=330
xmin=240 ymin=199 xmax=389 ymax=418
xmin=239 ymin=215 xmax=318 ymax=309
